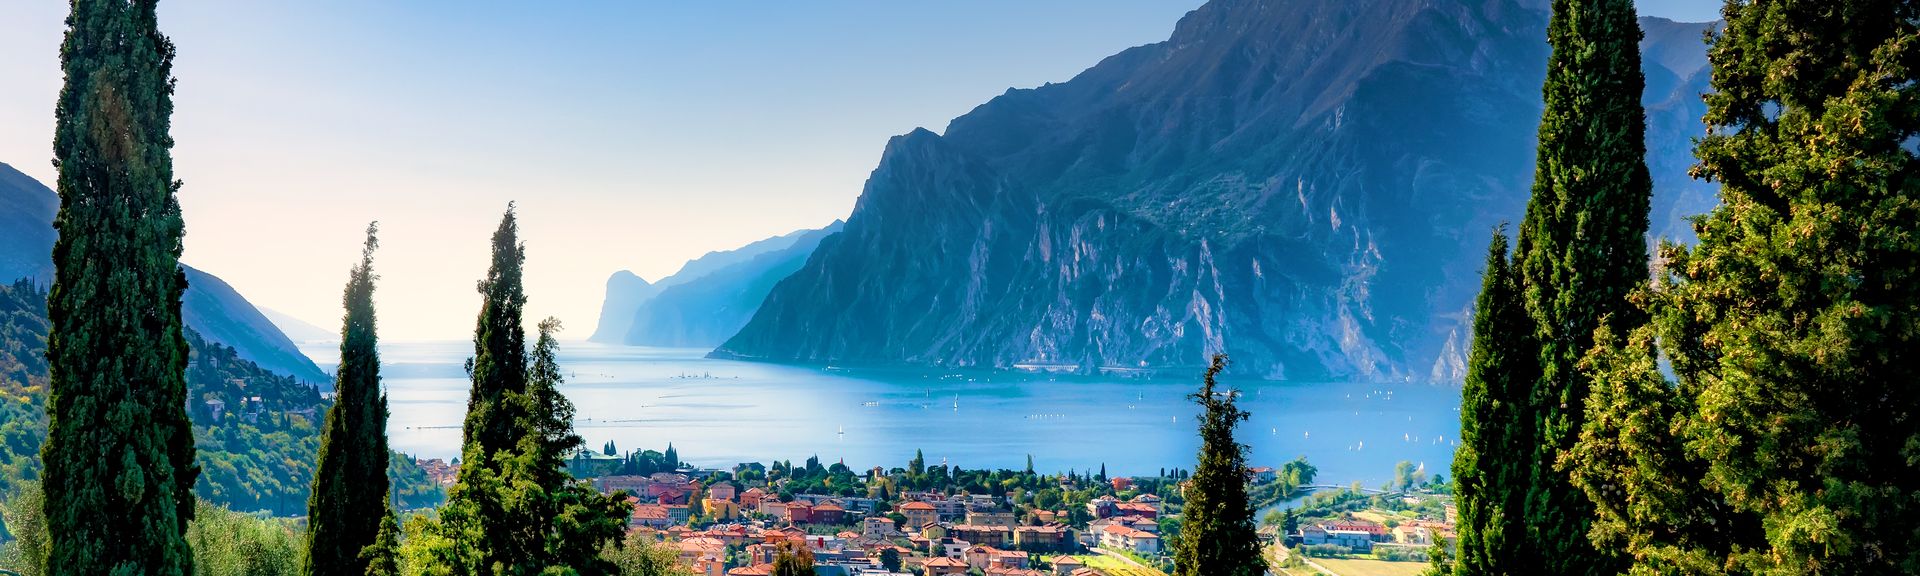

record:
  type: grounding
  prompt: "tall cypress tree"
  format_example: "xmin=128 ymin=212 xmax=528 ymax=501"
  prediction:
xmin=1514 ymin=0 xmax=1651 ymax=573
xmin=438 ymin=206 xmax=533 ymax=574
xmin=1445 ymin=230 xmax=1536 ymax=576
xmin=41 ymin=1 xmax=197 ymax=574
xmin=462 ymin=205 xmax=531 ymax=462
xmin=507 ymin=318 xmax=628 ymax=574
xmin=1656 ymin=0 xmax=1919 ymax=572
xmin=305 ymin=224 xmax=392 ymax=576
xmin=1172 ymin=355 xmax=1264 ymax=576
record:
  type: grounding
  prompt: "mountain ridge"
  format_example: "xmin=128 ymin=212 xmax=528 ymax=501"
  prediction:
xmin=716 ymin=1 xmax=1718 ymax=381
xmin=0 ymin=160 xmax=328 ymax=384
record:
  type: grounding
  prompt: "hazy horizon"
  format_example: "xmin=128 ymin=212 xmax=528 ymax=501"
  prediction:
xmin=0 ymin=0 xmax=1723 ymax=341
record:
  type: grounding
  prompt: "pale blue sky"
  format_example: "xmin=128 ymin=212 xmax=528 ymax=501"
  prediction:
xmin=0 ymin=1 xmax=1722 ymax=340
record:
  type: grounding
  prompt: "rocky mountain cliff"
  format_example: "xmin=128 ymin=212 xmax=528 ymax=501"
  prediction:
xmin=624 ymin=222 xmax=842 ymax=348
xmin=716 ymin=0 xmax=1717 ymax=382
xmin=0 ymin=161 xmax=329 ymax=384
xmin=588 ymin=271 xmax=658 ymax=343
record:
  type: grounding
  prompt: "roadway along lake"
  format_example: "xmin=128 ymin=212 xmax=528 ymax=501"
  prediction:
xmin=302 ymin=340 xmax=1463 ymax=487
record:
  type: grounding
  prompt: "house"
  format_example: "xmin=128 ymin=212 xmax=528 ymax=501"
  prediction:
xmin=900 ymin=501 xmax=939 ymax=529
xmin=1113 ymin=502 xmax=1158 ymax=519
xmin=204 ymin=398 xmax=226 ymax=422
xmin=1013 ymin=525 xmax=1070 ymax=552
xmin=1048 ymin=556 xmax=1085 ymax=576
xmin=1323 ymin=520 xmax=1389 ymax=542
xmin=966 ymin=510 xmax=1017 ymax=529
xmin=726 ymin=565 xmax=773 ymax=576
xmin=666 ymin=504 xmax=692 ymax=524
xmin=630 ymin=504 xmax=674 ymax=529
xmin=1302 ymin=525 xmax=1373 ymax=553
xmin=1085 ymin=496 xmax=1117 ymax=519
xmin=812 ymin=501 xmax=847 ymax=524
xmin=950 ymin=524 xmax=1014 ymax=548
xmin=707 ymin=482 xmax=737 ymax=502
xmin=597 ymin=475 xmax=652 ymax=496
xmin=740 ymin=487 xmax=767 ymax=509
xmin=863 ymin=516 xmax=900 ymax=537
xmin=1249 ymin=466 xmax=1277 ymax=484
xmin=963 ymin=546 xmax=1030 ymax=572
xmin=922 ymin=556 xmax=968 ymax=576
xmin=1110 ymin=477 xmax=1133 ymax=491
xmin=1098 ymin=524 xmax=1160 ymax=555
xmin=786 ymin=501 xmax=814 ymax=524
xmin=705 ymin=498 xmax=741 ymax=520
xmin=1393 ymin=525 xmax=1434 ymax=546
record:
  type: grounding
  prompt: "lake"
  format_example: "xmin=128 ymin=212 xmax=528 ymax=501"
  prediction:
xmin=297 ymin=340 xmax=1463 ymax=488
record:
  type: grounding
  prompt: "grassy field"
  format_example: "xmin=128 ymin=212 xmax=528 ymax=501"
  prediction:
xmin=1310 ymin=557 xmax=1430 ymax=576
xmin=1072 ymin=554 xmax=1169 ymax=576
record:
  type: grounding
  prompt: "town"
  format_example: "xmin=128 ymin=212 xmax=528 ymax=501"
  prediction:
xmin=402 ymin=447 xmax=1457 ymax=576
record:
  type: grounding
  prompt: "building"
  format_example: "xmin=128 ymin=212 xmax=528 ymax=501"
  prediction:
xmin=597 ymin=475 xmax=652 ymax=496
xmin=863 ymin=516 xmax=900 ymax=537
xmin=812 ymin=501 xmax=847 ymax=524
xmin=1098 ymin=524 xmax=1161 ymax=555
xmin=704 ymin=498 xmax=741 ymax=521
xmin=630 ymin=504 xmax=674 ymax=529
xmin=922 ymin=557 xmax=968 ymax=576
xmin=1013 ymin=525 xmax=1070 ymax=552
xmin=900 ymin=501 xmax=939 ymax=530
xmin=1048 ymin=556 xmax=1085 ymax=576
xmin=1393 ymin=525 xmax=1434 ymax=546
xmin=966 ymin=510 xmax=1018 ymax=529
xmin=1249 ymin=466 xmax=1277 ymax=484
xmin=1085 ymin=496 xmax=1117 ymax=519
xmin=739 ymin=487 xmax=767 ymax=509
xmin=787 ymin=502 xmax=814 ymax=524
xmin=950 ymin=524 xmax=1014 ymax=548
xmin=1302 ymin=525 xmax=1373 ymax=553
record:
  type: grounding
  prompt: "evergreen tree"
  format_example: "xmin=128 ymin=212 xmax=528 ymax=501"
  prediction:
xmin=604 ymin=440 xmax=617 ymax=457
xmin=41 ymin=1 xmax=197 ymax=574
xmin=1172 ymin=355 xmax=1264 ymax=576
xmin=1446 ymin=230 xmax=1536 ymax=576
xmin=1513 ymin=0 xmax=1651 ymax=573
xmin=438 ymin=206 xmax=534 ymax=574
xmin=1573 ymin=1 xmax=1920 ymax=572
xmin=360 ymin=511 xmax=401 ymax=576
xmin=664 ymin=444 xmax=679 ymax=470
xmin=306 ymin=224 xmax=391 ymax=576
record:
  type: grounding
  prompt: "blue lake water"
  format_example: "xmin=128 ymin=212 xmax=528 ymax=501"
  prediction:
xmin=299 ymin=340 xmax=1463 ymax=488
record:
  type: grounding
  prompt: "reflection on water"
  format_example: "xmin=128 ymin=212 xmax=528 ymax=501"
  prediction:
xmin=298 ymin=340 xmax=1461 ymax=487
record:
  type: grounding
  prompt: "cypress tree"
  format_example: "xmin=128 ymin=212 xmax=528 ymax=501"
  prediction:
xmin=1653 ymin=0 xmax=1919 ymax=572
xmin=512 ymin=318 xmax=628 ymax=574
xmin=1172 ymin=355 xmax=1264 ymax=576
xmin=1513 ymin=0 xmax=1651 ymax=573
xmin=305 ymin=223 xmax=391 ymax=576
xmin=439 ymin=206 xmax=533 ymax=574
xmin=41 ymin=1 xmax=197 ymax=574
xmin=1444 ymin=230 xmax=1536 ymax=576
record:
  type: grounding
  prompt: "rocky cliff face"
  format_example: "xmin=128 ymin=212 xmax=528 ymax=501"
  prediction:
xmin=718 ymin=0 xmax=1718 ymax=382
xmin=588 ymin=271 xmax=658 ymax=343
xmin=624 ymin=222 xmax=841 ymax=348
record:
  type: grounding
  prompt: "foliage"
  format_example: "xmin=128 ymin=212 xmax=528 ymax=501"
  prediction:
xmin=0 ymin=482 xmax=46 ymax=576
xmin=1566 ymin=0 xmax=1920 ymax=574
xmin=435 ymin=209 xmax=630 ymax=575
xmin=187 ymin=502 xmax=305 ymax=576
xmin=598 ymin=533 xmax=687 ymax=576
xmin=307 ymin=224 xmax=392 ymax=576
xmin=1446 ymin=230 xmax=1534 ymax=576
xmin=1172 ymin=356 xmax=1264 ymax=576
xmin=42 ymin=0 xmax=199 ymax=572
xmin=771 ymin=542 xmax=814 ymax=576
xmin=1506 ymin=0 xmax=1652 ymax=573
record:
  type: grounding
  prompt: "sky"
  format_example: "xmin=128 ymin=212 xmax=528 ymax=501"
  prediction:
xmin=0 ymin=1 xmax=1723 ymax=341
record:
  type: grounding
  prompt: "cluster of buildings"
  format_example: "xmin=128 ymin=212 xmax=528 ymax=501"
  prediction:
xmin=1296 ymin=515 xmax=1457 ymax=555
xmin=593 ymin=472 xmax=1172 ymax=576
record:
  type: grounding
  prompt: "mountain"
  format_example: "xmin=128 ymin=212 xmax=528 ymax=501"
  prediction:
xmin=0 ymin=279 xmax=443 ymax=514
xmin=0 ymin=161 xmax=329 ymax=384
xmin=589 ymin=223 xmax=842 ymax=346
xmin=588 ymin=271 xmax=658 ymax=343
xmin=623 ymin=222 xmax=843 ymax=348
xmin=716 ymin=0 xmax=1717 ymax=381
xmin=261 ymin=306 xmax=338 ymax=344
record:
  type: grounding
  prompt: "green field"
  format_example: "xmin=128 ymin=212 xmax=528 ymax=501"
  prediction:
xmin=1073 ymin=554 xmax=1169 ymax=576
xmin=1310 ymin=557 xmax=1429 ymax=576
